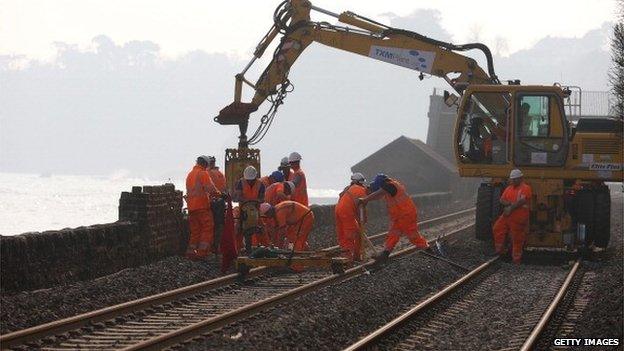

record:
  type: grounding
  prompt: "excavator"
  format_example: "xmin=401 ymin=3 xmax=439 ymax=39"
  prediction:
xmin=215 ymin=0 xmax=623 ymax=251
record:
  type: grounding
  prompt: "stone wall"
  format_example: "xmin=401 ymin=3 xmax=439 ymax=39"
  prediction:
xmin=1 ymin=184 xmax=185 ymax=293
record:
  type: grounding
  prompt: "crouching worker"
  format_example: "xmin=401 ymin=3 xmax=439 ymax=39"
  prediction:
xmin=493 ymin=169 xmax=532 ymax=264
xmin=185 ymin=155 xmax=220 ymax=260
xmin=335 ymin=173 xmax=367 ymax=261
xmin=359 ymin=174 xmax=428 ymax=264
xmin=259 ymin=201 xmax=315 ymax=270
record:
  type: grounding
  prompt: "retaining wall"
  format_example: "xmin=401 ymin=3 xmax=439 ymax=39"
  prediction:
xmin=1 ymin=184 xmax=185 ymax=293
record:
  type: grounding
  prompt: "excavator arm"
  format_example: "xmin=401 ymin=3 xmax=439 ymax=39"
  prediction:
xmin=216 ymin=0 xmax=500 ymax=147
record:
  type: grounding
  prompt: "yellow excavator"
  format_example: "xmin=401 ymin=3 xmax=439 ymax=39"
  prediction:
xmin=215 ymin=0 xmax=623 ymax=250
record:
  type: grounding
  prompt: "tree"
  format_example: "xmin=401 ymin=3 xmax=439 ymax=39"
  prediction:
xmin=610 ymin=0 xmax=624 ymax=117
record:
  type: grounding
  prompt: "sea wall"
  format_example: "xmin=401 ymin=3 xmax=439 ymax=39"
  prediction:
xmin=1 ymin=186 xmax=452 ymax=293
xmin=1 ymin=184 xmax=185 ymax=293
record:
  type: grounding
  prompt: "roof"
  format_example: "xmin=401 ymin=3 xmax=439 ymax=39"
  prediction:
xmin=352 ymin=135 xmax=457 ymax=174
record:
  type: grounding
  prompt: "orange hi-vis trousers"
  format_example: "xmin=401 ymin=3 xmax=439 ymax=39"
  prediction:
xmin=335 ymin=213 xmax=362 ymax=261
xmin=385 ymin=215 xmax=429 ymax=252
xmin=493 ymin=214 xmax=528 ymax=264
xmin=187 ymin=209 xmax=214 ymax=258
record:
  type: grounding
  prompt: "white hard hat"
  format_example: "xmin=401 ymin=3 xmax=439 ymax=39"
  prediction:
xmin=288 ymin=152 xmax=302 ymax=163
xmin=509 ymin=169 xmax=523 ymax=179
xmin=280 ymin=157 xmax=290 ymax=167
xmin=197 ymin=155 xmax=210 ymax=164
xmin=259 ymin=202 xmax=272 ymax=215
xmin=350 ymin=172 xmax=366 ymax=182
xmin=243 ymin=165 xmax=258 ymax=180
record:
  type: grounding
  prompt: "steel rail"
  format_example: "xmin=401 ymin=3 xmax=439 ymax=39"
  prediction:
xmin=343 ymin=255 xmax=499 ymax=351
xmin=119 ymin=223 xmax=475 ymax=350
xmin=519 ymin=259 xmax=581 ymax=351
xmin=0 ymin=207 xmax=474 ymax=349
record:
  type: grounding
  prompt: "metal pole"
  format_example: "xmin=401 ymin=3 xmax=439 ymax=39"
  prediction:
xmin=310 ymin=5 xmax=340 ymax=18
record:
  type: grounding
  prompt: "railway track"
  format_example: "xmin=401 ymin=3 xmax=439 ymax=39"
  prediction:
xmin=0 ymin=208 xmax=474 ymax=350
xmin=344 ymin=257 xmax=582 ymax=351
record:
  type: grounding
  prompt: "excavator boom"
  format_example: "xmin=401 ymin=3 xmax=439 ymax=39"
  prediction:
xmin=215 ymin=0 xmax=499 ymax=147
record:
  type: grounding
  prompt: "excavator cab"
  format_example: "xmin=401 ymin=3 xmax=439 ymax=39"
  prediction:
xmin=455 ymin=85 xmax=570 ymax=178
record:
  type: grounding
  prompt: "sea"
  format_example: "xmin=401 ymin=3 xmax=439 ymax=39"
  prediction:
xmin=0 ymin=172 xmax=339 ymax=236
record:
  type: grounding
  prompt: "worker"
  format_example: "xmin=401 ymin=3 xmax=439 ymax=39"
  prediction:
xmin=279 ymin=156 xmax=293 ymax=181
xmin=208 ymin=156 xmax=226 ymax=254
xmin=264 ymin=171 xmax=288 ymax=206
xmin=335 ymin=173 xmax=367 ymax=261
xmin=234 ymin=166 xmax=268 ymax=250
xmin=288 ymin=152 xmax=308 ymax=206
xmin=493 ymin=169 xmax=532 ymax=264
xmin=207 ymin=156 xmax=227 ymax=192
xmin=359 ymin=174 xmax=429 ymax=263
xmin=185 ymin=155 xmax=220 ymax=260
xmin=233 ymin=165 xmax=265 ymax=203
xmin=260 ymin=200 xmax=315 ymax=257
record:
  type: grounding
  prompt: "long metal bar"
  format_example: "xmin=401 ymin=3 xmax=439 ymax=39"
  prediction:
xmin=310 ymin=5 xmax=340 ymax=18
xmin=519 ymin=259 xmax=581 ymax=351
xmin=343 ymin=256 xmax=499 ymax=351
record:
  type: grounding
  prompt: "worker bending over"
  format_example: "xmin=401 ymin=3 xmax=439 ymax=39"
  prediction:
xmin=208 ymin=156 xmax=227 ymax=254
xmin=493 ymin=169 xmax=532 ymax=264
xmin=335 ymin=173 xmax=367 ymax=261
xmin=288 ymin=152 xmax=308 ymax=206
xmin=260 ymin=201 xmax=314 ymax=253
xmin=264 ymin=171 xmax=290 ymax=205
xmin=185 ymin=155 xmax=220 ymax=260
xmin=359 ymin=174 xmax=429 ymax=263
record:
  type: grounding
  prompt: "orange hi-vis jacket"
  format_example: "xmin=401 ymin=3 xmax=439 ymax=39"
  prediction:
xmin=209 ymin=168 xmax=227 ymax=192
xmin=241 ymin=179 xmax=262 ymax=202
xmin=186 ymin=165 xmax=217 ymax=211
xmin=500 ymin=182 xmax=532 ymax=221
xmin=260 ymin=176 xmax=272 ymax=188
xmin=384 ymin=179 xmax=417 ymax=222
xmin=291 ymin=168 xmax=308 ymax=206
xmin=265 ymin=182 xmax=288 ymax=206
xmin=336 ymin=184 xmax=367 ymax=219
xmin=274 ymin=201 xmax=312 ymax=228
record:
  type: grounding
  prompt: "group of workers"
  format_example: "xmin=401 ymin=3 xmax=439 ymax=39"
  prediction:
xmin=185 ymin=151 xmax=532 ymax=266
xmin=184 ymin=152 xmax=311 ymax=260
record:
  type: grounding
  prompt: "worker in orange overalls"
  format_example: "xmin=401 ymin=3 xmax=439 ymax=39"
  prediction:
xmin=234 ymin=166 xmax=268 ymax=252
xmin=207 ymin=156 xmax=227 ymax=192
xmin=207 ymin=156 xmax=227 ymax=254
xmin=335 ymin=173 xmax=368 ymax=261
xmin=493 ymin=169 xmax=532 ymax=264
xmin=260 ymin=200 xmax=314 ymax=255
xmin=279 ymin=156 xmax=294 ymax=181
xmin=185 ymin=155 xmax=220 ymax=260
xmin=288 ymin=152 xmax=308 ymax=206
xmin=359 ymin=174 xmax=429 ymax=263
xmin=265 ymin=171 xmax=290 ymax=205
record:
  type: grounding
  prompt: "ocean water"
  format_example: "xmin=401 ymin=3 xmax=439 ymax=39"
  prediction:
xmin=0 ymin=172 xmax=338 ymax=236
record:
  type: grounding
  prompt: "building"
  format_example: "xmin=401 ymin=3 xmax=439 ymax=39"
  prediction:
xmin=351 ymin=136 xmax=459 ymax=195
xmin=426 ymin=88 xmax=457 ymax=163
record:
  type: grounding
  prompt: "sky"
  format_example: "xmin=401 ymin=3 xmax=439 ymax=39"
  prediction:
xmin=2 ymin=0 xmax=617 ymax=60
xmin=0 ymin=0 xmax=619 ymax=190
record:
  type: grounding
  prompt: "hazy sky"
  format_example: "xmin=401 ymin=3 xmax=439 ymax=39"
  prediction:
xmin=1 ymin=0 xmax=617 ymax=60
xmin=0 ymin=1 xmax=618 ymax=190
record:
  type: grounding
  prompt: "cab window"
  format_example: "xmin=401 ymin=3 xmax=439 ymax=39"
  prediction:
xmin=518 ymin=96 xmax=550 ymax=137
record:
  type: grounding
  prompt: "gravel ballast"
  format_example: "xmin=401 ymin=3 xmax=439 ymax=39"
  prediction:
xmin=0 ymin=199 xmax=472 ymax=334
